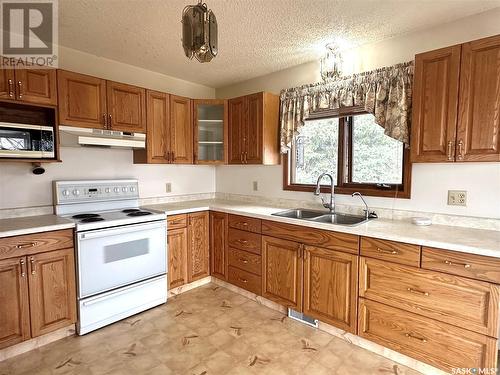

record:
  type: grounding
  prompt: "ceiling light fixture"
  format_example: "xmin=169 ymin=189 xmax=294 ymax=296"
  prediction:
xmin=320 ymin=44 xmax=343 ymax=81
xmin=181 ymin=1 xmax=218 ymax=63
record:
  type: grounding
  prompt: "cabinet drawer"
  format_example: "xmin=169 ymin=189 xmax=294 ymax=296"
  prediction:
xmin=0 ymin=229 xmax=74 ymax=260
xmin=262 ymin=220 xmax=359 ymax=254
xmin=360 ymin=237 xmax=420 ymax=267
xmin=359 ymin=257 xmax=500 ymax=337
xmin=228 ymin=214 xmax=261 ymax=233
xmin=167 ymin=214 xmax=187 ymax=230
xmin=422 ymin=247 xmax=500 ymax=284
xmin=228 ymin=228 xmax=261 ymax=255
xmin=359 ymin=299 xmax=497 ymax=373
xmin=228 ymin=266 xmax=261 ymax=295
xmin=228 ymin=247 xmax=261 ymax=275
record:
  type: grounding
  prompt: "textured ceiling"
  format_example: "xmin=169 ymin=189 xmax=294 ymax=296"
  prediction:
xmin=59 ymin=0 xmax=500 ymax=88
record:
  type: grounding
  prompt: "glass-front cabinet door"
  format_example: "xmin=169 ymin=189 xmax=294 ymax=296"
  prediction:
xmin=194 ymin=99 xmax=227 ymax=164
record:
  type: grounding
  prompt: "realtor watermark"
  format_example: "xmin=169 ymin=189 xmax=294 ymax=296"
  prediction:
xmin=451 ymin=368 xmax=498 ymax=375
xmin=1 ymin=0 xmax=58 ymax=68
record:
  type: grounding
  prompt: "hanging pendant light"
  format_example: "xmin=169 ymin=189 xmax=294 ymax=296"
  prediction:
xmin=320 ymin=44 xmax=343 ymax=81
xmin=182 ymin=1 xmax=218 ymax=63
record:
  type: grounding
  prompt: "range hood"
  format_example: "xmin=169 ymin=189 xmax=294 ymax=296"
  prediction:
xmin=59 ymin=126 xmax=146 ymax=149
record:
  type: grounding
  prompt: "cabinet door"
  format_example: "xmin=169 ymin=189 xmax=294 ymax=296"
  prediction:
xmin=187 ymin=211 xmax=209 ymax=282
xmin=15 ymin=69 xmax=57 ymax=105
xmin=147 ymin=90 xmax=170 ymax=163
xmin=303 ymin=246 xmax=358 ymax=333
xmin=411 ymin=45 xmax=461 ymax=162
xmin=228 ymin=96 xmax=246 ymax=164
xmin=57 ymin=70 xmax=107 ymax=129
xmin=170 ymin=95 xmax=193 ymax=164
xmin=0 ymin=257 xmax=30 ymax=349
xmin=246 ymin=93 xmax=264 ymax=164
xmin=0 ymin=69 xmax=16 ymax=100
xmin=107 ymin=81 xmax=146 ymax=133
xmin=262 ymin=235 xmax=302 ymax=310
xmin=28 ymin=249 xmax=76 ymax=337
xmin=167 ymin=227 xmax=188 ymax=289
xmin=210 ymin=211 xmax=227 ymax=280
xmin=457 ymin=35 xmax=500 ymax=162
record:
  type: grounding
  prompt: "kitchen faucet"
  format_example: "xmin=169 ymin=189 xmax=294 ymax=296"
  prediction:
xmin=314 ymin=173 xmax=335 ymax=213
xmin=352 ymin=192 xmax=377 ymax=219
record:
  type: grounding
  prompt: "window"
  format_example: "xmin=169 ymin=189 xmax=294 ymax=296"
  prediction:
xmin=284 ymin=111 xmax=411 ymax=198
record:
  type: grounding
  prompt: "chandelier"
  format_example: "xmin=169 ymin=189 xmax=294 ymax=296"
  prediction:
xmin=181 ymin=1 xmax=218 ymax=63
xmin=320 ymin=44 xmax=343 ymax=81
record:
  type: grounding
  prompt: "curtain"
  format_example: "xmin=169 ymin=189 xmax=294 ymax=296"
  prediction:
xmin=279 ymin=61 xmax=414 ymax=153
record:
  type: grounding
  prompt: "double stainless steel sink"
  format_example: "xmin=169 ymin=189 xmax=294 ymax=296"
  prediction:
xmin=271 ymin=208 xmax=373 ymax=226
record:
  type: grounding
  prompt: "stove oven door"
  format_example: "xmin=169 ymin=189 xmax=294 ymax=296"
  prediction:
xmin=77 ymin=220 xmax=166 ymax=298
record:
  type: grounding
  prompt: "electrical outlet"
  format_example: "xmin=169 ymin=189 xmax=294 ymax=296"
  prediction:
xmin=165 ymin=183 xmax=172 ymax=193
xmin=448 ymin=190 xmax=467 ymax=206
xmin=252 ymin=181 xmax=258 ymax=191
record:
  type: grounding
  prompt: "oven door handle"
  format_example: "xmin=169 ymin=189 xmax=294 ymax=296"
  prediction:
xmin=78 ymin=221 xmax=166 ymax=240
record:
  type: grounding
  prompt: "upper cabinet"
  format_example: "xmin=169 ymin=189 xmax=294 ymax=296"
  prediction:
xmin=411 ymin=34 xmax=500 ymax=162
xmin=194 ymin=99 xmax=227 ymax=164
xmin=0 ymin=68 xmax=57 ymax=106
xmin=228 ymin=92 xmax=280 ymax=165
xmin=58 ymin=70 xmax=146 ymax=133
xmin=170 ymin=95 xmax=193 ymax=164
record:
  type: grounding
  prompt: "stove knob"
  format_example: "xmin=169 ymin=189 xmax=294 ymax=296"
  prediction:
xmin=114 ymin=187 xmax=120 ymax=193
xmin=72 ymin=189 xmax=80 ymax=196
xmin=62 ymin=189 xmax=70 ymax=197
xmin=105 ymin=188 xmax=111 ymax=193
xmin=130 ymin=187 xmax=136 ymax=192
xmin=122 ymin=187 xmax=127 ymax=192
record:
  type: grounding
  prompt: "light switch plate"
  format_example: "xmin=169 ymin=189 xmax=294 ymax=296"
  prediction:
xmin=448 ymin=190 xmax=467 ymax=206
xmin=165 ymin=183 xmax=172 ymax=193
xmin=252 ymin=181 xmax=258 ymax=191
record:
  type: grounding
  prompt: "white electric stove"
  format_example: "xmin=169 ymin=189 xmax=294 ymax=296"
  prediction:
xmin=53 ymin=179 xmax=167 ymax=335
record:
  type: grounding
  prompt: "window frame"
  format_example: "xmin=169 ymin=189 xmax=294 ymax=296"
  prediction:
xmin=283 ymin=108 xmax=412 ymax=199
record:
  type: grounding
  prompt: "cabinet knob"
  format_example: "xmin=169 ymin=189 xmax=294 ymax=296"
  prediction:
xmin=20 ymin=258 xmax=26 ymax=277
xmin=17 ymin=81 xmax=22 ymax=98
xmin=457 ymin=140 xmax=464 ymax=160
xmin=30 ymin=257 xmax=36 ymax=275
xmin=447 ymin=141 xmax=453 ymax=161
xmin=7 ymin=79 xmax=14 ymax=97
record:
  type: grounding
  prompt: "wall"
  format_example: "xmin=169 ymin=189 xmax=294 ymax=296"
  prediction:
xmin=0 ymin=47 xmax=216 ymax=210
xmin=215 ymin=9 xmax=500 ymax=219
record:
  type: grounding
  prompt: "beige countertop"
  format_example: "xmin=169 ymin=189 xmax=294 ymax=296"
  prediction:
xmin=145 ymin=199 xmax=500 ymax=259
xmin=0 ymin=214 xmax=75 ymax=238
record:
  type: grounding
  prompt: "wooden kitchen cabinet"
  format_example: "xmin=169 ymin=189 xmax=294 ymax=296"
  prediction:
xmin=187 ymin=211 xmax=209 ymax=282
xmin=457 ymin=34 xmax=500 ymax=162
xmin=58 ymin=70 xmax=107 ymax=129
xmin=210 ymin=211 xmax=227 ymax=280
xmin=28 ymin=248 xmax=77 ymax=337
xmin=303 ymin=246 xmax=358 ymax=333
xmin=261 ymin=235 xmax=302 ymax=310
xmin=411 ymin=45 xmax=461 ymax=162
xmin=0 ymin=68 xmax=56 ymax=106
xmin=228 ymin=92 xmax=280 ymax=165
xmin=106 ymin=81 xmax=146 ymax=133
xmin=194 ymin=99 xmax=227 ymax=164
xmin=0 ymin=257 xmax=30 ymax=349
xmin=411 ymin=34 xmax=500 ymax=163
xmin=170 ymin=95 xmax=193 ymax=164
xmin=167 ymin=226 xmax=188 ymax=289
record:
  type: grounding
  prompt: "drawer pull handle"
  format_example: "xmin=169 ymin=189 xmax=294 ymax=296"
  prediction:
xmin=377 ymin=247 xmax=398 ymax=255
xmin=16 ymin=242 xmax=37 ymax=249
xmin=444 ymin=260 xmax=471 ymax=269
xmin=20 ymin=258 xmax=26 ymax=277
xmin=239 ymin=258 xmax=249 ymax=264
xmin=238 ymin=222 xmax=249 ymax=226
xmin=237 ymin=239 xmax=249 ymax=245
xmin=237 ymin=277 xmax=248 ymax=283
xmin=407 ymin=287 xmax=429 ymax=296
xmin=30 ymin=257 xmax=36 ymax=275
xmin=405 ymin=333 xmax=427 ymax=343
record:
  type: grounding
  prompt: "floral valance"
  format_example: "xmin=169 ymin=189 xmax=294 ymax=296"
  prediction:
xmin=279 ymin=61 xmax=414 ymax=153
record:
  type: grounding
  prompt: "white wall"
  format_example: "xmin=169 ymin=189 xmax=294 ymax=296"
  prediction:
xmin=0 ymin=147 xmax=215 ymax=209
xmin=0 ymin=47 xmax=217 ymax=210
xmin=215 ymin=9 xmax=500 ymax=219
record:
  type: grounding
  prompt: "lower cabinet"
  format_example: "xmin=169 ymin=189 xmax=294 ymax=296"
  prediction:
xmin=210 ymin=211 xmax=227 ymax=280
xmin=261 ymin=236 xmax=302 ymax=311
xmin=303 ymin=246 xmax=358 ymax=333
xmin=0 ymin=230 xmax=76 ymax=350
xmin=167 ymin=211 xmax=209 ymax=289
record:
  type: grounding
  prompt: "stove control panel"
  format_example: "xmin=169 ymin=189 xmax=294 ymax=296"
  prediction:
xmin=54 ymin=180 xmax=139 ymax=204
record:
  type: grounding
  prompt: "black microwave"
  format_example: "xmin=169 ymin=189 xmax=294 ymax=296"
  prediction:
xmin=0 ymin=123 xmax=55 ymax=159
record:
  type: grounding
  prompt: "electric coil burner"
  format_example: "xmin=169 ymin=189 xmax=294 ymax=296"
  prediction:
xmin=53 ymin=179 xmax=167 ymax=335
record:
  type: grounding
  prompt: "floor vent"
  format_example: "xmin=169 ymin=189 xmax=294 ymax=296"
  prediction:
xmin=288 ymin=309 xmax=318 ymax=328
